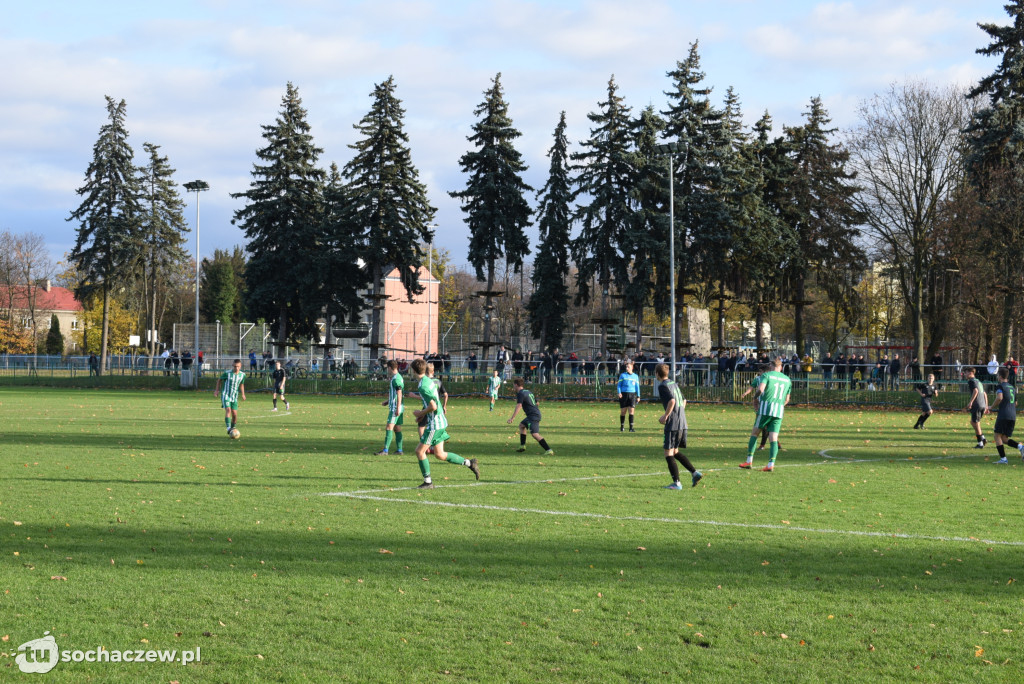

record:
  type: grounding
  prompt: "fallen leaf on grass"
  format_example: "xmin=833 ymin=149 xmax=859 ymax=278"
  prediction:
xmin=975 ymin=647 xmax=984 ymax=657
xmin=379 ymin=549 xmax=394 ymax=555
xmin=636 ymin=547 xmax=646 ymax=551
xmin=780 ymin=634 xmax=788 ymax=639
xmin=50 ymin=575 xmax=67 ymax=581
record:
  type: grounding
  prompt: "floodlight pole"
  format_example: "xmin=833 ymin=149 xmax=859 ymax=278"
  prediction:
xmin=654 ymin=143 xmax=680 ymax=376
xmin=184 ymin=180 xmax=209 ymax=388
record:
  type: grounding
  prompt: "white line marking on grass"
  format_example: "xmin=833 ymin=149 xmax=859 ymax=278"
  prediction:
xmin=327 ymin=491 xmax=1024 ymax=547
xmin=819 ymin=448 xmax=980 ymax=463
xmin=243 ymin=410 xmax=293 ymax=419
xmin=323 ymin=454 xmax=1023 ymax=546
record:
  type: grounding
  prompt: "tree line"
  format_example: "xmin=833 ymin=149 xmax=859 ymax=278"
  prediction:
xmin=57 ymin=3 xmax=1024 ymax=373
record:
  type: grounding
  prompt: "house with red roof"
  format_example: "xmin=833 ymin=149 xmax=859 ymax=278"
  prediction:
xmin=0 ymin=281 xmax=84 ymax=353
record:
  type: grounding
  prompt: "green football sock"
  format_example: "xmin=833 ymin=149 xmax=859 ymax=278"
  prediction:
xmin=747 ymin=436 xmax=758 ymax=457
xmin=384 ymin=430 xmax=393 ymax=450
xmin=418 ymin=458 xmax=430 ymax=478
xmin=769 ymin=441 xmax=779 ymax=464
xmin=395 ymin=430 xmax=403 ymax=451
xmin=445 ymin=452 xmax=465 ymax=465
xmin=225 ymin=416 xmax=231 ymax=429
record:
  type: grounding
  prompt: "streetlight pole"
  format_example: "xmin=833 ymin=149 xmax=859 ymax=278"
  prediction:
xmin=184 ymin=180 xmax=209 ymax=387
xmin=654 ymin=143 xmax=680 ymax=376
xmin=427 ymin=238 xmax=432 ymax=356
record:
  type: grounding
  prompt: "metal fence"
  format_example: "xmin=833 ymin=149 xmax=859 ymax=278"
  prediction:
xmin=0 ymin=357 xmax=1014 ymax=412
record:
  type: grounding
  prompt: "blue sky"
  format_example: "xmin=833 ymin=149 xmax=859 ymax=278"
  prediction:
xmin=0 ymin=0 xmax=1006 ymax=269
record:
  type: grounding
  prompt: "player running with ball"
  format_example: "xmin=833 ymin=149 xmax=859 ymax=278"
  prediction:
xmin=215 ymin=359 xmax=246 ymax=435
xmin=410 ymin=358 xmax=480 ymax=489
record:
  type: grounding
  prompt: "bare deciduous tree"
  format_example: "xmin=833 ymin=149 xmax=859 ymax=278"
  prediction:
xmin=849 ymin=80 xmax=974 ymax=366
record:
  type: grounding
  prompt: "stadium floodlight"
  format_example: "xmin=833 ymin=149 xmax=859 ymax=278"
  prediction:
xmin=184 ymin=180 xmax=210 ymax=388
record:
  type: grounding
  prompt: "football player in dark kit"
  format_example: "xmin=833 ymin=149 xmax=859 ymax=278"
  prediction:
xmin=913 ymin=373 xmax=939 ymax=429
xmin=655 ymin=363 xmax=702 ymax=489
xmin=964 ymin=366 xmax=987 ymax=448
xmin=988 ymin=368 xmax=1021 ymax=464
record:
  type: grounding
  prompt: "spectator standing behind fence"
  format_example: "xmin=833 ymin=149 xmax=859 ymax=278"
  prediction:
xmin=1007 ymin=356 xmax=1019 ymax=386
xmin=988 ymin=354 xmax=1000 ymax=381
xmin=821 ymin=352 xmax=833 ymax=389
xmin=88 ymin=352 xmax=99 ymax=376
xmin=467 ymin=352 xmax=477 ymax=375
xmin=835 ymin=353 xmax=846 ymax=384
xmin=889 ymin=354 xmax=901 ymax=390
xmin=162 ymin=349 xmax=171 ymax=375
xmin=910 ymin=355 xmax=921 ymax=381
xmin=931 ymin=352 xmax=944 ymax=381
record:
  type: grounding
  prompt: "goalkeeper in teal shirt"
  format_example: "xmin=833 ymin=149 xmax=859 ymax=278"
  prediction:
xmin=616 ymin=360 xmax=641 ymax=432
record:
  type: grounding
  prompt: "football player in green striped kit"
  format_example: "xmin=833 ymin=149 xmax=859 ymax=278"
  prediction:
xmin=410 ymin=358 xmax=480 ymax=489
xmin=739 ymin=356 xmax=791 ymax=472
xmin=376 ymin=360 xmax=405 ymax=455
xmin=214 ymin=359 xmax=247 ymax=434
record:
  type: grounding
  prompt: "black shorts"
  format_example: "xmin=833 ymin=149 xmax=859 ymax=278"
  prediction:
xmin=520 ymin=418 xmax=541 ymax=434
xmin=994 ymin=418 xmax=1015 ymax=438
xmin=920 ymin=400 xmax=932 ymax=413
xmin=619 ymin=392 xmax=638 ymax=409
xmin=664 ymin=427 xmax=687 ymax=451
xmin=970 ymin=406 xmax=985 ymax=423
xmin=274 ymin=383 xmax=284 ymax=394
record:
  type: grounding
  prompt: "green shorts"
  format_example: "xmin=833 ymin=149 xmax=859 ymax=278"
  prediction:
xmin=489 ymin=391 xmax=499 ymax=400
xmin=386 ymin=411 xmax=404 ymax=426
xmin=420 ymin=427 xmax=450 ymax=447
xmin=755 ymin=414 xmax=782 ymax=434
xmin=221 ymin=396 xmax=239 ymax=411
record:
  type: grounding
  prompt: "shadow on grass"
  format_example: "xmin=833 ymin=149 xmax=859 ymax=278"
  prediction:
xmin=5 ymin=521 xmax=1021 ymax=599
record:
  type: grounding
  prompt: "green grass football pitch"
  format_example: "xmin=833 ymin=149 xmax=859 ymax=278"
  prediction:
xmin=1 ymin=386 xmax=1022 ymax=682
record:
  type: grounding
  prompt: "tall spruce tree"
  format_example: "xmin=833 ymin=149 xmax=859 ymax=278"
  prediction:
xmin=731 ymin=112 xmax=799 ymax=352
xmin=137 ymin=142 xmax=188 ymax=359
xmin=316 ymin=162 xmax=367 ymax=357
xmin=660 ymin=42 xmax=727 ymax=351
xmin=527 ymin=112 xmax=573 ymax=353
xmin=709 ymin=87 xmax=750 ymax=347
xmin=232 ymin=83 xmax=327 ymax=356
xmin=966 ymin=1 xmax=1024 ymax=358
xmin=571 ymin=76 xmax=635 ymax=360
xmin=625 ymin=105 xmax=668 ymax=354
xmin=450 ymin=73 xmax=532 ymax=367
xmin=199 ymin=256 xmax=238 ymax=326
xmin=67 ymin=96 xmax=142 ymax=374
xmin=344 ymin=76 xmax=436 ymax=357
xmin=782 ymin=97 xmax=866 ymax=357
